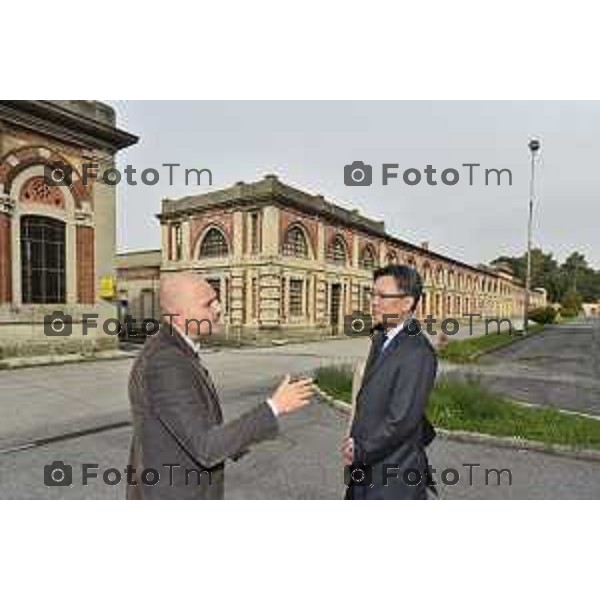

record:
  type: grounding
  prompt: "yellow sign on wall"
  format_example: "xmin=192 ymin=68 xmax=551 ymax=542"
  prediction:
xmin=99 ymin=276 xmax=116 ymax=300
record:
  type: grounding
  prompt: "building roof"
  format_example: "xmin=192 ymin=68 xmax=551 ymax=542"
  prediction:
xmin=157 ymin=174 xmax=531 ymax=285
xmin=160 ymin=174 xmax=386 ymax=235
xmin=116 ymin=249 xmax=162 ymax=269
xmin=0 ymin=100 xmax=139 ymax=153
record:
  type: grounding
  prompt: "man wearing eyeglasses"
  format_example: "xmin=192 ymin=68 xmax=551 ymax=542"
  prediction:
xmin=343 ymin=265 xmax=438 ymax=500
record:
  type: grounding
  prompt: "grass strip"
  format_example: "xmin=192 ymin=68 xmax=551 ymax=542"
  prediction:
xmin=315 ymin=365 xmax=600 ymax=451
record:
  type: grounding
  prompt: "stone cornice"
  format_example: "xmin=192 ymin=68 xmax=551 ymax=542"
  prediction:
xmin=0 ymin=101 xmax=138 ymax=154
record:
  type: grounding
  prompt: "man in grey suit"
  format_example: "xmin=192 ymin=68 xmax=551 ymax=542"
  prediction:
xmin=343 ymin=265 xmax=437 ymax=500
xmin=127 ymin=271 xmax=313 ymax=500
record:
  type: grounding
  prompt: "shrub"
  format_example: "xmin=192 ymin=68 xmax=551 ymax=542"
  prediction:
xmin=528 ymin=306 xmax=557 ymax=324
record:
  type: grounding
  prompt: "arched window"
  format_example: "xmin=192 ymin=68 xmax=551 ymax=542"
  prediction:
xmin=326 ymin=235 xmax=348 ymax=265
xmin=385 ymin=251 xmax=397 ymax=265
xmin=21 ymin=215 xmax=66 ymax=304
xmin=199 ymin=227 xmax=229 ymax=258
xmin=422 ymin=262 xmax=431 ymax=283
xmin=360 ymin=245 xmax=376 ymax=270
xmin=436 ymin=266 xmax=444 ymax=286
xmin=282 ymin=225 xmax=309 ymax=258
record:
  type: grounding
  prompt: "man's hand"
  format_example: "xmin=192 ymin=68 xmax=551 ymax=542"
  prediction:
xmin=341 ymin=437 xmax=354 ymax=465
xmin=270 ymin=374 xmax=313 ymax=416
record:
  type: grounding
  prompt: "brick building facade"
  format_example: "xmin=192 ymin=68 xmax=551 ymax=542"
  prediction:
xmin=118 ymin=174 xmax=546 ymax=343
xmin=0 ymin=101 xmax=137 ymax=358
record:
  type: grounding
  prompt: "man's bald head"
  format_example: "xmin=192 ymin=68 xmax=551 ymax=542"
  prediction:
xmin=159 ymin=272 xmax=221 ymax=339
xmin=160 ymin=271 xmax=212 ymax=313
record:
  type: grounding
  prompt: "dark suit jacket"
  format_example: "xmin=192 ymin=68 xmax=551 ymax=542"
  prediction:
xmin=346 ymin=325 xmax=438 ymax=500
xmin=127 ymin=324 xmax=278 ymax=499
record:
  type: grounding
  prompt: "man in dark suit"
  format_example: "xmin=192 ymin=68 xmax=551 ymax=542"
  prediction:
xmin=127 ymin=271 xmax=313 ymax=500
xmin=343 ymin=265 xmax=437 ymax=500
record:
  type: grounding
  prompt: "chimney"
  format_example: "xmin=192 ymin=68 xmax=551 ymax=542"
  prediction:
xmin=421 ymin=241 xmax=429 ymax=251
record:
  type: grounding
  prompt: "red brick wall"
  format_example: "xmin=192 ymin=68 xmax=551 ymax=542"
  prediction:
xmin=76 ymin=226 xmax=95 ymax=304
xmin=0 ymin=214 xmax=11 ymax=303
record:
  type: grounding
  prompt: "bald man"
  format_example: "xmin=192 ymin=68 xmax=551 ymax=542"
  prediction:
xmin=127 ymin=272 xmax=313 ymax=499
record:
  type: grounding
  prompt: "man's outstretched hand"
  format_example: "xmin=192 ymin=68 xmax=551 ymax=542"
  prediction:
xmin=270 ymin=374 xmax=313 ymax=416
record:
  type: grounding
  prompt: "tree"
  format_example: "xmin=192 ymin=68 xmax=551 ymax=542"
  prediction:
xmin=491 ymin=248 xmax=600 ymax=304
xmin=560 ymin=289 xmax=583 ymax=317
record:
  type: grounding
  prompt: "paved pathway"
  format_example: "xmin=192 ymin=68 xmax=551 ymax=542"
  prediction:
xmin=1 ymin=323 xmax=599 ymax=499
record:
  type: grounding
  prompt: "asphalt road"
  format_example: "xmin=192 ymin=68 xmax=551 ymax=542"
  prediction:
xmin=474 ymin=319 xmax=600 ymax=415
xmin=1 ymin=324 xmax=599 ymax=499
xmin=3 ymin=409 xmax=600 ymax=499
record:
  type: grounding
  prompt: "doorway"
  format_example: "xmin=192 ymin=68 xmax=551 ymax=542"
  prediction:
xmin=331 ymin=283 xmax=342 ymax=335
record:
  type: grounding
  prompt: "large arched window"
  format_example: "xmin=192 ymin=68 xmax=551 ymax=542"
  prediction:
xmin=359 ymin=244 xmax=376 ymax=270
xmin=422 ymin=262 xmax=432 ymax=283
xmin=282 ymin=225 xmax=309 ymax=258
xmin=21 ymin=215 xmax=66 ymax=304
xmin=385 ymin=251 xmax=397 ymax=265
xmin=448 ymin=270 xmax=455 ymax=289
xmin=436 ymin=266 xmax=444 ymax=286
xmin=326 ymin=235 xmax=348 ymax=265
xmin=199 ymin=227 xmax=229 ymax=258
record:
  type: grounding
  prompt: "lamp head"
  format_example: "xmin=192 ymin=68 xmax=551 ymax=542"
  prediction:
xmin=529 ymin=138 xmax=541 ymax=154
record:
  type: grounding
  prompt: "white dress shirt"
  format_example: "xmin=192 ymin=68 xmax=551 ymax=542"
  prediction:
xmin=172 ymin=323 xmax=279 ymax=417
xmin=381 ymin=320 xmax=405 ymax=352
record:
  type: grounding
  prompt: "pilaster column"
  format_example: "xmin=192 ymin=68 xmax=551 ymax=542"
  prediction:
xmin=0 ymin=193 xmax=14 ymax=304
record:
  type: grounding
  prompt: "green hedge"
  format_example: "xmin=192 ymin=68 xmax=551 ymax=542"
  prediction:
xmin=528 ymin=306 xmax=557 ymax=324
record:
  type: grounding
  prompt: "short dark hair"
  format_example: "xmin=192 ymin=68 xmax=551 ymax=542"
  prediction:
xmin=373 ymin=264 xmax=423 ymax=311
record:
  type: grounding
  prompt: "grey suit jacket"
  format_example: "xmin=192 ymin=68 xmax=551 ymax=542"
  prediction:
xmin=127 ymin=324 xmax=278 ymax=499
xmin=346 ymin=326 xmax=437 ymax=500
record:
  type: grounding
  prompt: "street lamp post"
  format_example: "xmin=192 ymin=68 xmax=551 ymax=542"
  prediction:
xmin=524 ymin=138 xmax=541 ymax=334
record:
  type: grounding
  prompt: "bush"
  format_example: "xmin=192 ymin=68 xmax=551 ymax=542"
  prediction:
xmin=560 ymin=290 xmax=582 ymax=318
xmin=528 ymin=306 xmax=557 ymax=324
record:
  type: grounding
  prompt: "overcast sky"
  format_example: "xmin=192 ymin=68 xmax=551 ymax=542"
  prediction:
xmin=108 ymin=101 xmax=600 ymax=269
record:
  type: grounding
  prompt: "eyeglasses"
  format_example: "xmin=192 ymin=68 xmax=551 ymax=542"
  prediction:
xmin=372 ymin=291 xmax=412 ymax=300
